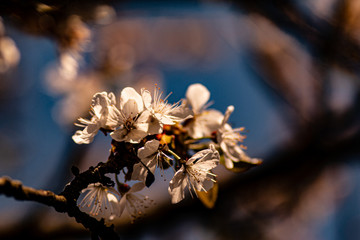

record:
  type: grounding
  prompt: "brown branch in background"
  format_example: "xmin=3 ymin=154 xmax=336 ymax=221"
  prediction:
xmin=0 ymin=141 xmax=139 ymax=239
xmin=60 ymin=141 xmax=137 ymax=201
xmin=0 ymin=162 xmax=122 ymax=239
xmin=0 ymin=175 xmax=120 ymax=240
xmin=0 ymin=176 xmax=67 ymax=211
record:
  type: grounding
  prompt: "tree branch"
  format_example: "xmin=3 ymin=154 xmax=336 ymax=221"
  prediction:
xmin=0 ymin=176 xmax=67 ymax=211
xmin=0 ymin=141 xmax=140 ymax=239
xmin=0 ymin=171 xmax=120 ymax=240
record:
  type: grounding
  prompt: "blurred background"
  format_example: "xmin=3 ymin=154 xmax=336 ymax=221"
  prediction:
xmin=1 ymin=0 xmax=360 ymax=239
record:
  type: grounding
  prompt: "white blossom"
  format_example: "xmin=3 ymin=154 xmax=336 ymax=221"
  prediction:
xmin=132 ymin=139 xmax=171 ymax=182
xmin=118 ymin=182 xmax=151 ymax=223
xmin=216 ymin=105 xmax=262 ymax=169
xmin=77 ymin=183 xmax=120 ymax=221
xmin=141 ymin=87 xmax=193 ymax=135
xmin=72 ymin=92 xmax=120 ymax=144
xmin=110 ymin=87 xmax=149 ymax=143
xmin=168 ymin=144 xmax=220 ymax=204
xmin=183 ymin=83 xmax=223 ymax=138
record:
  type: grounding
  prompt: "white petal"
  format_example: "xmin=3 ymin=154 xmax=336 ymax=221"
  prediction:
xmin=146 ymin=157 xmax=158 ymax=173
xmin=131 ymin=155 xmax=157 ymax=182
xmin=122 ymin=99 xmax=140 ymax=119
xmin=118 ymin=196 xmax=126 ymax=217
xmin=196 ymin=110 xmax=223 ymax=130
xmin=141 ymin=88 xmax=152 ymax=109
xmin=192 ymin=160 xmax=219 ymax=172
xmin=110 ymin=128 xmax=128 ymax=142
xmin=187 ymin=145 xmax=219 ymax=166
xmin=224 ymin=143 xmax=248 ymax=163
xmin=186 ymin=109 xmax=223 ymax=138
xmin=187 ymin=148 xmax=212 ymax=165
xmin=169 ymin=106 xmax=193 ymax=121
xmin=186 ymin=83 xmax=210 ymax=113
xmin=186 ymin=121 xmax=204 ymax=139
xmin=72 ymin=122 xmax=100 ymax=144
xmin=138 ymin=140 xmax=160 ymax=159
xmin=224 ymin=157 xmax=234 ymax=169
xmin=107 ymin=192 xmax=120 ymax=221
xmin=221 ymin=105 xmax=234 ymax=126
xmin=190 ymin=174 xmax=213 ymax=192
xmin=126 ymin=128 xmax=148 ymax=143
xmin=120 ymin=87 xmax=144 ymax=112
xmin=105 ymin=106 xmax=121 ymax=129
xmin=229 ymin=145 xmax=245 ymax=162
xmin=82 ymin=122 xmax=101 ymax=135
xmin=131 ymin=162 xmax=147 ymax=182
xmin=168 ymin=166 xmax=187 ymax=204
xmin=72 ymin=131 xmax=93 ymax=144
xmin=92 ymin=92 xmax=110 ymax=118
xmin=129 ymin=182 xmax=145 ymax=193
xmin=147 ymin=120 xmax=163 ymax=135
xmin=77 ymin=184 xmax=120 ymax=222
xmin=137 ymin=110 xmax=151 ymax=124
xmin=158 ymin=114 xmax=176 ymax=125
xmin=136 ymin=121 xmax=150 ymax=134
xmin=108 ymin=92 xmax=117 ymax=105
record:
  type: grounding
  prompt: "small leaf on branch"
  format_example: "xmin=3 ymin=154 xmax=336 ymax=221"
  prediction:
xmin=196 ymin=182 xmax=218 ymax=209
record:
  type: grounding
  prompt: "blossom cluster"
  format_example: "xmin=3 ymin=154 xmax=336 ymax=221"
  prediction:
xmin=72 ymin=83 xmax=261 ymax=222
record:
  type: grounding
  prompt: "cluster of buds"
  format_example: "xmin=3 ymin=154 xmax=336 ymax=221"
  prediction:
xmin=72 ymin=83 xmax=261 ymax=223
